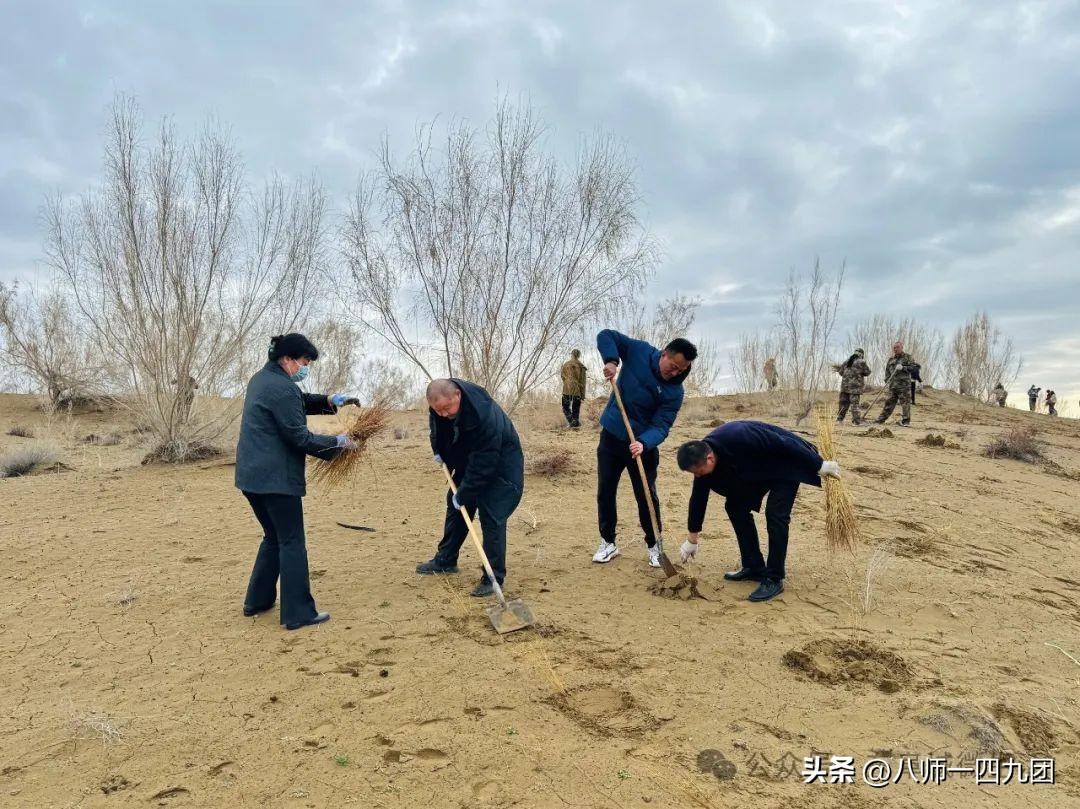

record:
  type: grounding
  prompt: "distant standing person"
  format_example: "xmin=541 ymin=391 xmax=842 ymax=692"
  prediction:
xmin=675 ymin=421 xmax=841 ymax=602
xmin=592 ymin=329 xmax=695 ymax=568
xmin=875 ymin=341 xmax=916 ymax=426
xmin=1046 ymin=390 xmax=1058 ymax=416
xmin=560 ymin=349 xmax=588 ymax=428
xmin=763 ymin=357 xmax=778 ymax=391
xmin=235 ymin=333 xmax=361 ymax=631
xmin=993 ymin=383 xmax=1008 ymax=408
xmin=1028 ymin=385 xmax=1041 ymax=412
xmin=417 ymin=379 xmax=524 ymax=597
xmin=834 ymin=348 xmax=870 ymax=424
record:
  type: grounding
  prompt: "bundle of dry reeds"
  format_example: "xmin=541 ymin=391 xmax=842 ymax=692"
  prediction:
xmin=308 ymin=401 xmax=392 ymax=486
xmin=815 ymin=409 xmax=859 ymax=553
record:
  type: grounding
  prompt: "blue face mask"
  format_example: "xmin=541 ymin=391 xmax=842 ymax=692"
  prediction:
xmin=290 ymin=364 xmax=310 ymax=383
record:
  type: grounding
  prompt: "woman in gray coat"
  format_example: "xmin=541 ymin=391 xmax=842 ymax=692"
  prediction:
xmin=235 ymin=333 xmax=359 ymax=630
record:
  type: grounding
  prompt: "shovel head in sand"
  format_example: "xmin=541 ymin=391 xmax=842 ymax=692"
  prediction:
xmin=486 ymin=599 xmax=535 ymax=635
xmin=441 ymin=464 xmax=535 ymax=635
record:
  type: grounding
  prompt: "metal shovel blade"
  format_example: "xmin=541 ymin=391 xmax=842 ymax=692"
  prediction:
xmin=486 ymin=599 xmax=535 ymax=635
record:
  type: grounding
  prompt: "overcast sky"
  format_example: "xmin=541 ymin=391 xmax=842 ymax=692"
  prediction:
xmin=2 ymin=1 xmax=1078 ymax=408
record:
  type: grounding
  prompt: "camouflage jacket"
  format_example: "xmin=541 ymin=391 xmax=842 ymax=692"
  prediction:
xmin=838 ymin=357 xmax=871 ymax=393
xmin=885 ymin=352 xmax=915 ymax=387
xmin=560 ymin=359 xmax=587 ymax=398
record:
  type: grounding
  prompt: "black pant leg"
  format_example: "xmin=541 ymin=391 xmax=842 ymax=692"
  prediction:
xmin=725 ymin=499 xmax=766 ymax=573
xmin=259 ymin=493 xmax=318 ymax=627
xmin=435 ymin=487 xmax=475 ymax=567
xmin=763 ymin=482 xmax=799 ymax=581
xmin=561 ymin=395 xmax=573 ymax=425
xmin=476 ymin=482 xmax=522 ymax=585
xmin=626 ymin=447 xmax=661 ymax=547
xmin=596 ymin=432 xmax=626 ymax=544
xmin=243 ymin=492 xmax=281 ymax=611
xmin=570 ymin=396 xmax=582 ymax=425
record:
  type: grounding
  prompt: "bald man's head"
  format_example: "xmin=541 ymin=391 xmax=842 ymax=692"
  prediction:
xmin=427 ymin=379 xmax=463 ymax=418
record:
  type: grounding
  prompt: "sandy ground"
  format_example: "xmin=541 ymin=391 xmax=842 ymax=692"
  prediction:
xmin=1 ymin=388 xmax=1078 ymax=809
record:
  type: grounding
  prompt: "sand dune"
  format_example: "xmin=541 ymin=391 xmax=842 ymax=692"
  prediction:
xmin=1 ymin=388 xmax=1078 ymax=807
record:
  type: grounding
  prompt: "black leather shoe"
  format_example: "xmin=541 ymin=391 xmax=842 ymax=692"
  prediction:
xmin=285 ymin=612 xmax=330 ymax=631
xmin=748 ymin=579 xmax=784 ymax=602
xmin=470 ymin=581 xmax=496 ymax=597
xmin=243 ymin=604 xmax=274 ymax=617
xmin=416 ymin=559 xmax=459 ymax=575
xmin=724 ymin=568 xmax=764 ymax=582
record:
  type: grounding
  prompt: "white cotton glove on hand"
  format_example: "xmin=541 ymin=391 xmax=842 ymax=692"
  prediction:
xmin=819 ymin=460 xmax=841 ymax=479
xmin=679 ymin=540 xmax=699 ymax=562
xmin=434 ymin=454 xmax=443 ymax=466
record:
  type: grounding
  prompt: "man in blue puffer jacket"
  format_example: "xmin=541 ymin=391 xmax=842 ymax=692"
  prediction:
xmin=592 ymin=329 xmax=696 ymax=567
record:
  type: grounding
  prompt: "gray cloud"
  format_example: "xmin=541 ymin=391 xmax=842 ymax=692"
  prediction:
xmin=2 ymin=0 xmax=1079 ymax=403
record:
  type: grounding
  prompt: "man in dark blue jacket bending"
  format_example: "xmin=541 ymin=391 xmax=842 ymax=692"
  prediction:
xmin=592 ymin=329 xmax=696 ymax=568
xmin=416 ymin=379 xmax=525 ymax=597
xmin=675 ymin=421 xmax=841 ymax=602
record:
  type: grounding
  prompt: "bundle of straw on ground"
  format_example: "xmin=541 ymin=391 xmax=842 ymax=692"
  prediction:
xmin=308 ymin=402 xmax=392 ymax=487
xmin=815 ymin=409 xmax=859 ymax=553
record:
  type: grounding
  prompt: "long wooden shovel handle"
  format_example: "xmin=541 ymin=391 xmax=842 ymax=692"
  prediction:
xmin=441 ymin=464 xmax=509 ymax=608
xmin=607 ymin=377 xmax=678 ymax=576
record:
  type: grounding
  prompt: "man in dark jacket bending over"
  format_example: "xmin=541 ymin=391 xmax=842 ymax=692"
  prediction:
xmin=675 ymin=421 xmax=841 ymax=602
xmin=416 ymin=379 xmax=525 ymax=597
xmin=593 ymin=329 xmax=695 ymax=568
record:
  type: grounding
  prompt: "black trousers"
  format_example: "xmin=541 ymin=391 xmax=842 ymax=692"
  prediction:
xmin=596 ymin=429 xmax=661 ymax=547
xmin=434 ymin=473 xmax=522 ymax=584
xmin=724 ymin=481 xmax=799 ymax=581
xmin=561 ymin=395 xmax=582 ymax=426
xmin=243 ymin=492 xmax=317 ymax=626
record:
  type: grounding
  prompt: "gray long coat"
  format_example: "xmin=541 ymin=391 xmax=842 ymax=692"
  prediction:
xmin=234 ymin=361 xmax=338 ymax=497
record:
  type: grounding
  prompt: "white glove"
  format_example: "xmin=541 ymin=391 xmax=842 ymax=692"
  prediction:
xmin=452 ymin=492 xmax=461 ymax=510
xmin=819 ymin=460 xmax=841 ymax=479
xmin=434 ymin=454 xmax=443 ymax=466
xmin=680 ymin=540 xmax=699 ymax=562
xmin=336 ymin=434 xmax=357 ymax=450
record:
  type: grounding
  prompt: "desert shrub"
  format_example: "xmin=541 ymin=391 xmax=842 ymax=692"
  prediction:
xmin=984 ymin=427 xmax=1043 ymax=464
xmin=393 ymin=426 xmax=408 ymax=440
xmin=526 ymin=449 xmax=574 ymax=477
xmin=141 ymin=441 xmax=222 ymax=465
xmin=0 ymin=446 xmax=60 ymax=478
xmin=7 ymin=425 xmax=34 ymax=438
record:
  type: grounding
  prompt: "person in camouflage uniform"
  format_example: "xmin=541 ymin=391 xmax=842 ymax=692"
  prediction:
xmin=875 ymin=341 xmax=916 ymax=426
xmin=993 ymin=383 xmax=1007 ymax=407
xmin=763 ymin=357 xmax=778 ymax=391
xmin=835 ymin=349 xmax=871 ymax=424
xmin=560 ymin=349 xmax=588 ymax=428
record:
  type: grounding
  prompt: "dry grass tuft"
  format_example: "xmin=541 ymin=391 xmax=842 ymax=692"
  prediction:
xmin=141 ymin=441 xmax=221 ymax=465
xmin=0 ymin=445 xmax=60 ymax=478
xmin=916 ymin=433 xmax=961 ymax=449
xmin=309 ymin=401 xmax=392 ymax=487
xmin=7 ymin=425 xmax=34 ymax=438
xmin=984 ymin=427 xmax=1043 ymax=464
xmin=815 ymin=410 xmax=860 ymax=553
xmin=526 ymin=449 xmax=574 ymax=477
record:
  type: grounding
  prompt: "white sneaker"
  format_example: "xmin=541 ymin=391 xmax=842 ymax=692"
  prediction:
xmin=592 ymin=541 xmax=619 ymax=563
xmin=648 ymin=546 xmax=662 ymax=568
